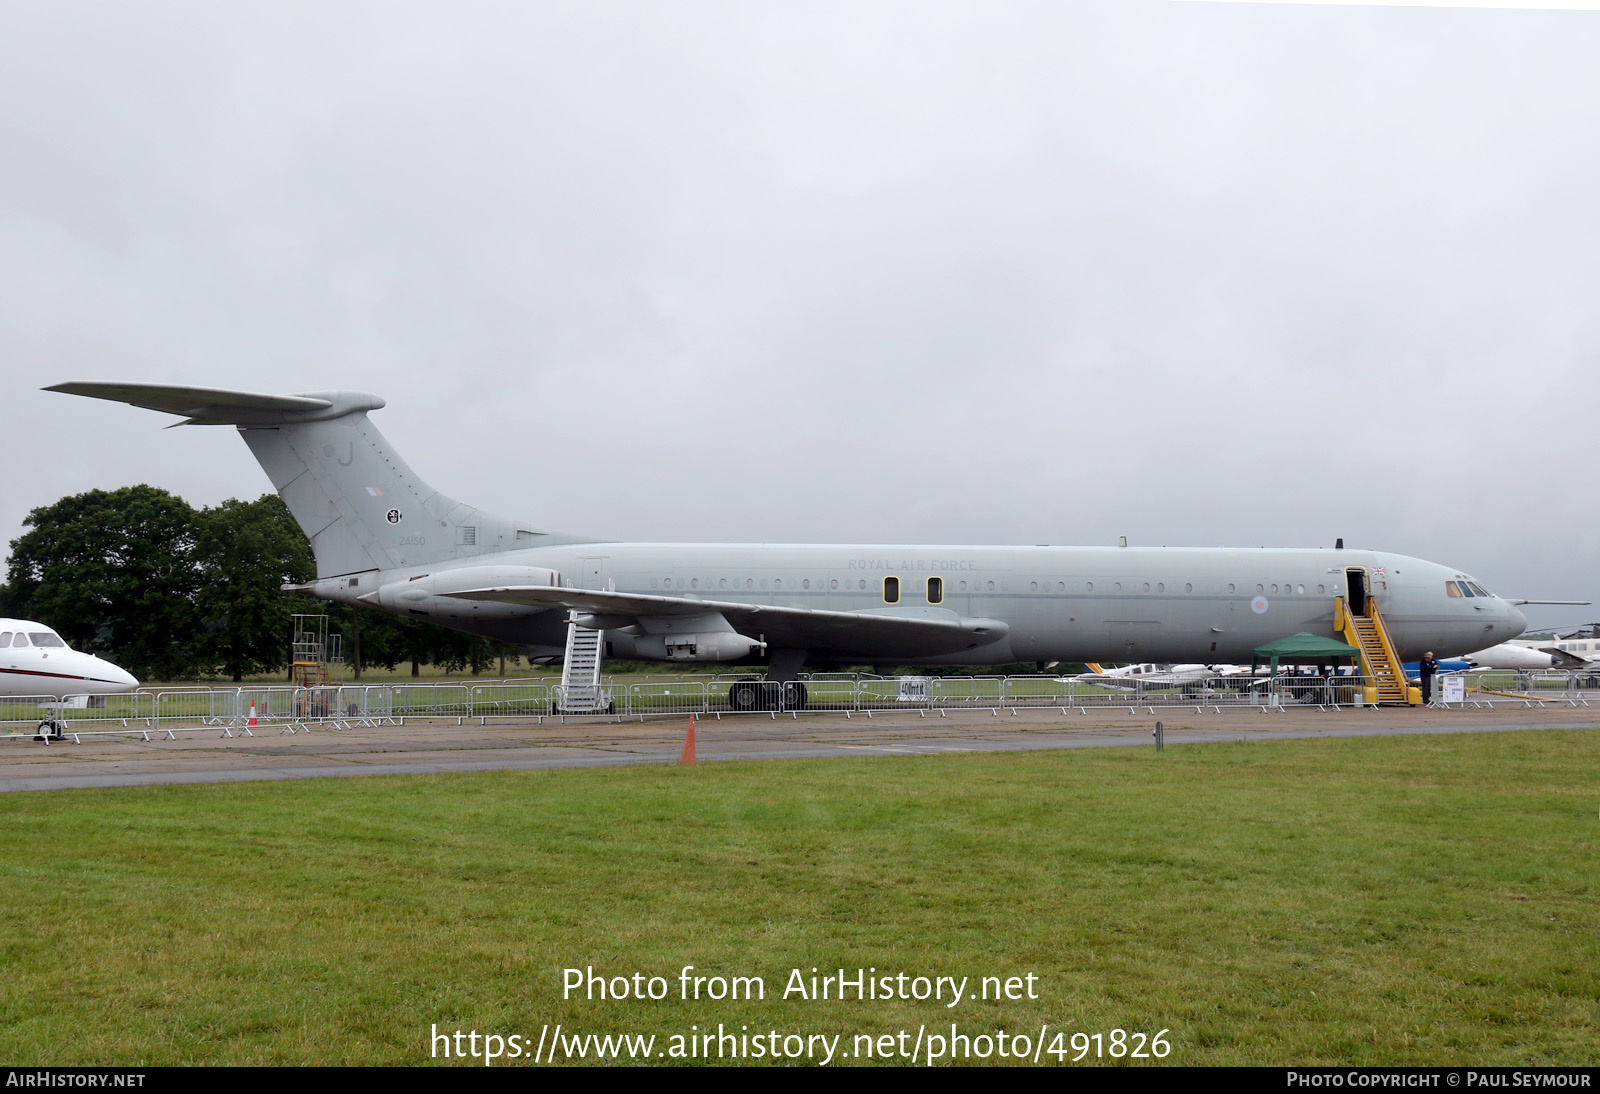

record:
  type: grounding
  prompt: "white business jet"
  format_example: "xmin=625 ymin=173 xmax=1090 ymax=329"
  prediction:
xmin=0 ymin=619 xmax=139 ymax=700
xmin=0 ymin=619 xmax=139 ymax=740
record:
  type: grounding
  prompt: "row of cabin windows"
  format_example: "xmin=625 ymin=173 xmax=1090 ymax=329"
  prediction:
xmin=644 ymin=576 xmax=1342 ymax=604
xmin=959 ymin=580 xmax=1329 ymax=597
xmin=653 ymin=577 xmax=875 ymax=591
xmin=921 ymin=575 xmax=1331 ymax=601
xmin=0 ymin=631 xmax=65 ymax=648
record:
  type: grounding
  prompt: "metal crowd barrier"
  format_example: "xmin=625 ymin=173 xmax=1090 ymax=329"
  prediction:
xmin=795 ymin=676 xmax=860 ymax=713
xmin=931 ymin=676 xmax=1007 ymax=710
xmin=626 ymin=682 xmax=706 ymax=718
xmin=1061 ymin=672 xmax=1369 ymax=712
xmin=0 ymin=692 xmax=158 ymax=739
xmin=11 ymin=668 xmax=1590 ymax=743
xmin=391 ymin=684 xmax=472 ymax=720
xmin=469 ymin=682 xmax=553 ymax=721
xmin=1444 ymin=669 xmax=1596 ymax=708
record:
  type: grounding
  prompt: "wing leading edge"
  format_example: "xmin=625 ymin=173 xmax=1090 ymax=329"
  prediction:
xmin=446 ymin=586 xmax=1009 ymax=659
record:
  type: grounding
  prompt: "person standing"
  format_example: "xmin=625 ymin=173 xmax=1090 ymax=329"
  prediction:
xmin=1419 ymin=651 xmax=1439 ymax=705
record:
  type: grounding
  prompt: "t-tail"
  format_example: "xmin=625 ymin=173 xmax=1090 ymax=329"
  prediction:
xmin=47 ymin=382 xmax=588 ymax=579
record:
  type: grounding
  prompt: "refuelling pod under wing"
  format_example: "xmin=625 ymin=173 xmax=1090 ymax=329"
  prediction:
xmin=632 ymin=631 xmax=764 ymax=662
xmin=360 ymin=566 xmax=561 ymax=620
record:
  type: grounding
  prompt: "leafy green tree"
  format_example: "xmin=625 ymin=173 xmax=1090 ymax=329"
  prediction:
xmin=9 ymin=484 xmax=534 ymax=682
xmin=427 ymin=627 xmax=481 ymax=675
xmin=494 ymin=642 xmax=521 ymax=678
xmin=5 ymin=485 xmax=201 ymax=678
xmin=331 ymin=603 xmax=405 ymax=674
xmin=193 ymin=494 xmax=317 ymax=681
xmin=384 ymin=617 xmax=446 ymax=678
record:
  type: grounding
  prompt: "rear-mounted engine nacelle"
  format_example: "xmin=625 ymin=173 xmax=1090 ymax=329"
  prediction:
xmin=365 ymin=565 xmax=560 ymax=619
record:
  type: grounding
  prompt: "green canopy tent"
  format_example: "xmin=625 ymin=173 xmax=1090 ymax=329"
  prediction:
xmin=1250 ymin=632 xmax=1364 ymax=678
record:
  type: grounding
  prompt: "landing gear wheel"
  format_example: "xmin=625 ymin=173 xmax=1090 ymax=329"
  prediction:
xmin=782 ymin=682 xmax=808 ymax=711
xmin=35 ymin=720 xmax=62 ymax=742
xmin=729 ymin=681 xmax=762 ymax=712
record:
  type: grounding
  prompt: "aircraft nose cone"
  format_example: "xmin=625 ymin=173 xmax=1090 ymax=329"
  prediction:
xmin=93 ymin=657 xmax=139 ymax=689
xmin=1506 ymin=604 xmax=1527 ymax=637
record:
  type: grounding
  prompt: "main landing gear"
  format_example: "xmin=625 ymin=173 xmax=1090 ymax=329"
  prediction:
xmin=727 ymin=647 xmax=809 ymax=712
xmin=727 ymin=681 xmax=809 ymax=712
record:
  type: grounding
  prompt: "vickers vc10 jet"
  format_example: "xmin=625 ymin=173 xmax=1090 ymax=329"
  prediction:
xmin=50 ymin=383 xmax=1529 ymax=708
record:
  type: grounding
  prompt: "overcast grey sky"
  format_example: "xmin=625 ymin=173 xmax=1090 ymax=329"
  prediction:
xmin=3 ymin=1 xmax=1598 ymax=632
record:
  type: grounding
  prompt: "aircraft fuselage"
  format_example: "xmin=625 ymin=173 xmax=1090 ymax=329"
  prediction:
xmin=299 ymin=543 xmax=1523 ymax=666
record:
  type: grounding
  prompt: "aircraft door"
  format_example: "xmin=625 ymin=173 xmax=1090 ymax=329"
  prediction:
xmin=1346 ymin=568 xmax=1368 ymax=616
xmin=580 ymin=558 xmax=607 ymax=590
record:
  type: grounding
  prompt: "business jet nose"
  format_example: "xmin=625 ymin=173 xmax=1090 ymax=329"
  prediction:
xmin=95 ymin=657 xmax=139 ymax=690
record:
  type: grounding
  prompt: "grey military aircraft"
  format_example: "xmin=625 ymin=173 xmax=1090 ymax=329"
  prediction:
xmin=50 ymin=383 xmax=1528 ymax=708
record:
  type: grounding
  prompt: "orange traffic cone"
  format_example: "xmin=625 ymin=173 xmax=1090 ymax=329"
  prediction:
xmin=679 ymin=714 xmax=697 ymax=766
xmin=247 ymin=702 xmax=258 ymax=727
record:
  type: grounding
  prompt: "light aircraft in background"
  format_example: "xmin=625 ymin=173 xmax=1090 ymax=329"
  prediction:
xmin=49 ymin=382 xmax=1533 ymax=710
xmin=1074 ymin=662 xmax=1244 ymax=694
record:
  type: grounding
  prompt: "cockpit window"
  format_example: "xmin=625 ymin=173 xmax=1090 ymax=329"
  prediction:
xmin=1467 ymin=582 xmax=1491 ymax=597
xmin=1446 ymin=582 xmax=1464 ymax=597
xmin=13 ymin=633 xmax=30 ymax=647
xmin=28 ymin=632 xmax=65 ymax=647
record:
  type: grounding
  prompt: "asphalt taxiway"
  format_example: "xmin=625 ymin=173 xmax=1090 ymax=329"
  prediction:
xmin=2 ymin=703 xmax=1596 ymax=793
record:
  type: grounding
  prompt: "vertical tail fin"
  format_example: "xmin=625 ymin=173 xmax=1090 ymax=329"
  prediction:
xmin=46 ymin=383 xmax=585 ymax=578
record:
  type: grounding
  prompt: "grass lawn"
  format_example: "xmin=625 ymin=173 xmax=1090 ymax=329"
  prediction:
xmin=1 ymin=730 xmax=1597 ymax=1065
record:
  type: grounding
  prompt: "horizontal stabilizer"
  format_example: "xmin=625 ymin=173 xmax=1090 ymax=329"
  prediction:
xmin=448 ymin=585 xmax=1009 ymax=659
xmin=46 ymin=382 xmax=381 ymax=425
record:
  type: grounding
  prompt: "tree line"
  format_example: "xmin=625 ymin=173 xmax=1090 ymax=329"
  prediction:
xmin=0 ymin=486 xmax=515 ymax=681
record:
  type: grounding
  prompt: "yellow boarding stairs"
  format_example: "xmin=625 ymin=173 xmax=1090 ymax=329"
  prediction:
xmin=1333 ymin=596 xmax=1421 ymax=706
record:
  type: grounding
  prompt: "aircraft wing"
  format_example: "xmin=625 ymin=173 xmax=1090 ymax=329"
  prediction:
xmin=447 ymin=586 xmax=1009 ymax=659
xmin=1537 ymin=646 xmax=1593 ymax=669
